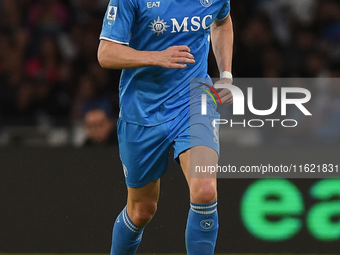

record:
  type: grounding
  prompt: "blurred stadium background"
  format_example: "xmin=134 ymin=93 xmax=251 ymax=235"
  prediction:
xmin=0 ymin=0 xmax=339 ymax=146
xmin=0 ymin=0 xmax=339 ymax=254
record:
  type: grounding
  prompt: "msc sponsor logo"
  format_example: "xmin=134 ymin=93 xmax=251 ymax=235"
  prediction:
xmin=149 ymin=17 xmax=170 ymax=36
xmin=171 ymin=15 xmax=213 ymax=33
xmin=150 ymin=15 xmax=213 ymax=34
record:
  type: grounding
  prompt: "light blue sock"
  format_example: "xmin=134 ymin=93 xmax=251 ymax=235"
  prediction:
xmin=185 ymin=200 xmax=219 ymax=255
xmin=110 ymin=206 xmax=144 ymax=255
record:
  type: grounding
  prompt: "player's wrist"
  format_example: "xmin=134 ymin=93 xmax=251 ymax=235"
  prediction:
xmin=152 ymin=50 xmax=169 ymax=68
xmin=220 ymin=71 xmax=233 ymax=82
xmin=144 ymin=51 xmax=159 ymax=66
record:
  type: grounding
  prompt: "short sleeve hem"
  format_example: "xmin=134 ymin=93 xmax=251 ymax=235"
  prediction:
xmin=100 ymin=36 xmax=129 ymax=45
xmin=215 ymin=11 xmax=230 ymax=21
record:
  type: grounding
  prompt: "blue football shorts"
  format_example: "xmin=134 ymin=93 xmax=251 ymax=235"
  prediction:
xmin=117 ymin=102 xmax=220 ymax=188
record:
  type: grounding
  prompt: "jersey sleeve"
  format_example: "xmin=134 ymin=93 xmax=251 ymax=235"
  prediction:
xmin=216 ymin=0 xmax=230 ymax=21
xmin=99 ymin=0 xmax=136 ymax=45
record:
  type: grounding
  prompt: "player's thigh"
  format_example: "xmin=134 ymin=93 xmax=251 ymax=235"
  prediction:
xmin=179 ymin=146 xmax=218 ymax=203
xmin=127 ymin=179 xmax=160 ymax=223
xmin=180 ymin=146 xmax=218 ymax=182
xmin=175 ymin=102 xmax=219 ymax=188
xmin=118 ymin=119 xmax=170 ymax=188
xmin=172 ymin=104 xmax=220 ymax=166
xmin=127 ymin=178 xmax=160 ymax=209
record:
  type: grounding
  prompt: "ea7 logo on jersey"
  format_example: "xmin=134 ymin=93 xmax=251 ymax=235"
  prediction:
xmin=147 ymin=1 xmax=160 ymax=8
xmin=107 ymin=6 xmax=117 ymax=21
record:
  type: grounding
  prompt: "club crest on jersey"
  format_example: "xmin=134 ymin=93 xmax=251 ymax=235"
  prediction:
xmin=149 ymin=17 xmax=170 ymax=36
xmin=200 ymin=0 xmax=213 ymax=7
xmin=107 ymin=6 xmax=117 ymax=21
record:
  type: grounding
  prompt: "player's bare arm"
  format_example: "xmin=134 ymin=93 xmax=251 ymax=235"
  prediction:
xmin=98 ymin=41 xmax=195 ymax=69
xmin=211 ymin=14 xmax=234 ymax=105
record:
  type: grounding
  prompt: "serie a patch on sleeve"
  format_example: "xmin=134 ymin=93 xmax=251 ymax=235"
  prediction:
xmin=107 ymin=6 xmax=118 ymax=21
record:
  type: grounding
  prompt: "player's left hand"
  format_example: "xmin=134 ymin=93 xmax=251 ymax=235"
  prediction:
xmin=214 ymin=78 xmax=233 ymax=105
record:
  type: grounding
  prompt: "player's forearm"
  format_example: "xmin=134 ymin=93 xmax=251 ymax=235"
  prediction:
xmin=98 ymin=40 xmax=159 ymax=69
xmin=211 ymin=15 xmax=234 ymax=74
xmin=98 ymin=40 xmax=194 ymax=70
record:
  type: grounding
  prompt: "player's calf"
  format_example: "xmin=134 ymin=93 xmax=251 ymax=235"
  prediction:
xmin=110 ymin=206 xmax=145 ymax=255
xmin=110 ymin=180 xmax=160 ymax=254
xmin=185 ymin=200 xmax=219 ymax=255
xmin=186 ymin=170 xmax=218 ymax=254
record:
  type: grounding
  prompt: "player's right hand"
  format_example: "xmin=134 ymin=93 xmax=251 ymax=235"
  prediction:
xmin=157 ymin=45 xmax=195 ymax=69
xmin=214 ymin=78 xmax=233 ymax=105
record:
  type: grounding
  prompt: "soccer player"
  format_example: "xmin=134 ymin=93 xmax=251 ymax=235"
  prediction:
xmin=97 ymin=0 xmax=233 ymax=254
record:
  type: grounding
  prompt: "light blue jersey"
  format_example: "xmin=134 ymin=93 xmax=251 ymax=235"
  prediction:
xmin=100 ymin=0 xmax=230 ymax=126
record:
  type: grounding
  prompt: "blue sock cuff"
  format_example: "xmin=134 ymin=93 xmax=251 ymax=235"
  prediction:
xmin=110 ymin=207 xmax=144 ymax=255
xmin=122 ymin=206 xmax=144 ymax=233
xmin=190 ymin=200 xmax=217 ymax=215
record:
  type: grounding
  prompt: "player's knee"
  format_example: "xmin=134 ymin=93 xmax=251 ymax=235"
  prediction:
xmin=130 ymin=201 xmax=157 ymax=226
xmin=190 ymin=181 xmax=217 ymax=204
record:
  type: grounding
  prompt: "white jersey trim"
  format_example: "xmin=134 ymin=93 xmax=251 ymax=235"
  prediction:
xmin=100 ymin=37 xmax=129 ymax=46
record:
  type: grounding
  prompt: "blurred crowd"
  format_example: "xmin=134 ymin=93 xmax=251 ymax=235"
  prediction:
xmin=0 ymin=0 xmax=339 ymax=146
xmin=0 ymin=0 xmax=120 ymax=126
